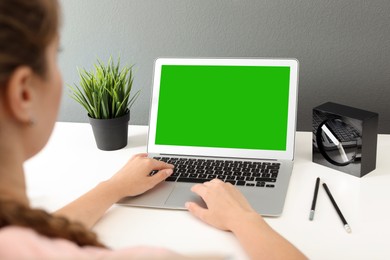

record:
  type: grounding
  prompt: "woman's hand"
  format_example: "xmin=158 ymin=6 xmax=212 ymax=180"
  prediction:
xmin=185 ymin=179 xmax=260 ymax=231
xmin=108 ymin=153 xmax=174 ymax=198
xmin=54 ymin=153 xmax=174 ymax=229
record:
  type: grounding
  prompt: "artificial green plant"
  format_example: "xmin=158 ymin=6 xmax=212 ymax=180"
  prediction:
xmin=69 ymin=56 xmax=140 ymax=119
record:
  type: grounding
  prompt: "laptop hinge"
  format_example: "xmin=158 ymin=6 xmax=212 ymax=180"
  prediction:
xmin=151 ymin=153 xmax=278 ymax=162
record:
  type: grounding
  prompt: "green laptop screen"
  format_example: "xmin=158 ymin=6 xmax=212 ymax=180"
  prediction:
xmin=155 ymin=65 xmax=290 ymax=151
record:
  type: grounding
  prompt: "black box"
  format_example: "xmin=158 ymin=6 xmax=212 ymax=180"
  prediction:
xmin=312 ymin=102 xmax=378 ymax=177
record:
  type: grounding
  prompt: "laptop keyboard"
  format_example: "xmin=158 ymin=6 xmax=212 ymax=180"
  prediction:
xmin=151 ymin=157 xmax=279 ymax=188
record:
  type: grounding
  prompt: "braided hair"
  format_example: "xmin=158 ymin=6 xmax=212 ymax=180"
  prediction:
xmin=0 ymin=200 xmax=106 ymax=248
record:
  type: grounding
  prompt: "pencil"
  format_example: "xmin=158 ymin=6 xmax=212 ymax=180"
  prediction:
xmin=309 ymin=177 xmax=320 ymax=221
xmin=322 ymin=183 xmax=352 ymax=233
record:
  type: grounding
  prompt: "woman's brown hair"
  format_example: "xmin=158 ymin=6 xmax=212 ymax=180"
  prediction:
xmin=0 ymin=0 xmax=105 ymax=248
xmin=0 ymin=200 xmax=105 ymax=248
xmin=0 ymin=0 xmax=57 ymax=85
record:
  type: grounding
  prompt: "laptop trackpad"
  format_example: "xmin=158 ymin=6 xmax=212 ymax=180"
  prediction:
xmin=117 ymin=181 xmax=175 ymax=207
xmin=165 ymin=183 xmax=207 ymax=209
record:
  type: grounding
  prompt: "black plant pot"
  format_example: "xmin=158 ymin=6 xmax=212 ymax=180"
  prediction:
xmin=88 ymin=112 xmax=130 ymax=151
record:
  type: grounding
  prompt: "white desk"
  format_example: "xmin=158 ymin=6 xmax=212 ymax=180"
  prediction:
xmin=24 ymin=122 xmax=390 ymax=259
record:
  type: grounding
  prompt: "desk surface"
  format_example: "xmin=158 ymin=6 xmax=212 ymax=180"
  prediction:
xmin=25 ymin=122 xmax=390 ymax=259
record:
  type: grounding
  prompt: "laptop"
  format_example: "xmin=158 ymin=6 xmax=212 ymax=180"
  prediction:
xmin=118 ymin=57 xmax=299 ymax=216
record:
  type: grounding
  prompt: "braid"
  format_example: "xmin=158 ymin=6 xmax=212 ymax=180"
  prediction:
xmin=0 ymin=200 xmax=106 ymax=248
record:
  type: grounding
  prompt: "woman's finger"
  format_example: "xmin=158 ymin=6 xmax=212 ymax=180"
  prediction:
xmin=185 ymin=201 xmax=208 ymax=222
xmin=190 ymin=183 xmax=209 ymax=198
xmin=150 ymin=168 xmax=173 ymax=182
xmin=133 ymin=153 xmax=148 ymax=158
xmin=151 ymin=159 xmax=175 ymax=170
xmin=210 ymin=178 xmax=222 ymax=182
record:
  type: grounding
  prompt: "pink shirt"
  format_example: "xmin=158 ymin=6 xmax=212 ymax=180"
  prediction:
xmin=0 ymin=226 xmax=181 ymax=259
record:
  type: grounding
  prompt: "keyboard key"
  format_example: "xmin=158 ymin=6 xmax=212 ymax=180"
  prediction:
xmin=177 ymin=177 xmax=210 ymax=183
xmin=236 ymin=181 xmax=246 ymax=186
xmin=236 ymin=176 xmax=245 ymax=181
xmin=225 ymin=180 xmax=236 ymax=185
xmin=242 ymin=172 xmax=251 ymax=177
xmin=255 ymin=177 xmax=276 ymax=183
xmin=165 ymin=177 xmax=177 ymax=182
xmin=256 ymin=182 xmax=265 ymax=187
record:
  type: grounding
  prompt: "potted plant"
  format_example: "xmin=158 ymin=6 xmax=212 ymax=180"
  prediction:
xmin=68 ymin=56 xmax=140 ymax=151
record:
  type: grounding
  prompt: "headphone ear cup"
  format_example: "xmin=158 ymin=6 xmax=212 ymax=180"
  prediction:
xmin=316 ymin=120 xmax=352 ymax=167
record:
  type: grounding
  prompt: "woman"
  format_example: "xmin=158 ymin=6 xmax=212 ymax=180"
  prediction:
xmin=0 ymin=0 xmax=306 ymax=259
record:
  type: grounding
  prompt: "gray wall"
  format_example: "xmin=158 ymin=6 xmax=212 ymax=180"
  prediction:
xmin=58 ymin=0 xmax=390 ymax=133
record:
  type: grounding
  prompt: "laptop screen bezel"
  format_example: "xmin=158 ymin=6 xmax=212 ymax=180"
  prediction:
xmin=147 ymin=58 xmax=299 ymax=161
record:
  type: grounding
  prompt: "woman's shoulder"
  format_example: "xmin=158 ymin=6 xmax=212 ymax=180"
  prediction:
xmin=0 ymin=226 xmax=183 ymax=259
xmin=0 ymin=226 xmax=104 ymax=258
xmin=0 ymin=226 xmax=39 ymax=243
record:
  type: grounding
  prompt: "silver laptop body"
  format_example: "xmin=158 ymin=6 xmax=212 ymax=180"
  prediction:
xmin=118 ymin=58 xmax=299 ymax=216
